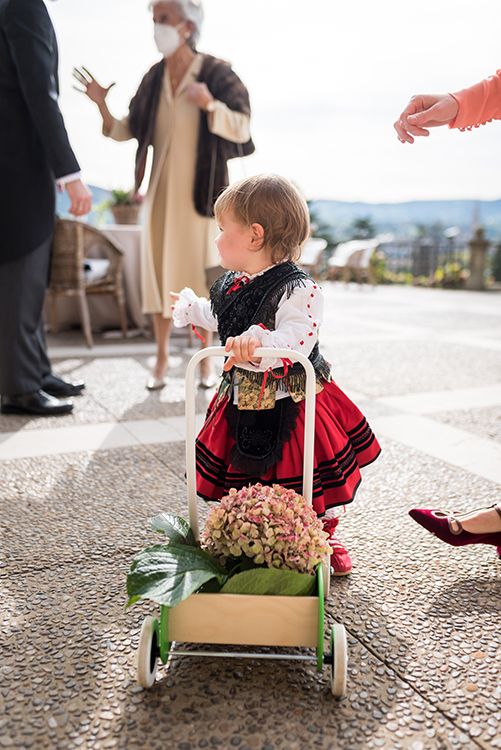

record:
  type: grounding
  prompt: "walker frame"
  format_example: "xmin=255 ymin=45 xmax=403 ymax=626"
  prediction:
xmin=135 ymin=347 xmax=348 ymax=697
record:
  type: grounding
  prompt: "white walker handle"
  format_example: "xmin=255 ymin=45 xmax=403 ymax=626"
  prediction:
xmin=185 ymin=346 xmax=317 ymax=540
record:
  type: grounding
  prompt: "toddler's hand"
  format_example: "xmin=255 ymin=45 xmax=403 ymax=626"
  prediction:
xmin=170 ymin=291 xmax=180 ymax=311
xmin=223 ymin=335 xmax=261 ymax=372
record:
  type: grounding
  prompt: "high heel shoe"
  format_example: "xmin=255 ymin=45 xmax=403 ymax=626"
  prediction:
xmin=199 ymin=361 xmax=217 ymax=389
xmin=409 ymin=506 xmax=501 ymax=548
xmin=146 ymin=376 xmax=167 ymax=391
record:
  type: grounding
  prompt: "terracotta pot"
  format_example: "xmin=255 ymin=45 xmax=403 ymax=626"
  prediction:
xmin=111 ymin=204 xmax=141 ymax=225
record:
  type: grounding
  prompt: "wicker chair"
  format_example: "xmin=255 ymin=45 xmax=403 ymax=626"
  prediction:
xmin=48 ymin=219 xmax=127 ymax=347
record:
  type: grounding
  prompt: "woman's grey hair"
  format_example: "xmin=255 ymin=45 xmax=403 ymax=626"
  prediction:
xmin=150 ymin=0 xmax=204 ymax=47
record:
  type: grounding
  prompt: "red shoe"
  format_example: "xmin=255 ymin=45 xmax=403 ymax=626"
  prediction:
xmin=409 ymin=507 xmax=501 ymax=548
xmin=323 ymin=517 xmax=352 ymax=576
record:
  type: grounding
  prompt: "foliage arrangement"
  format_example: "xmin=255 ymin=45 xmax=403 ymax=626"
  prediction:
xmin=127 ymin=484 xmax=330 ymax=609
xmin=200 ymin=484 xmax=330 ymax=575
xmin=102 ymin=189 xmax=144 ymax=209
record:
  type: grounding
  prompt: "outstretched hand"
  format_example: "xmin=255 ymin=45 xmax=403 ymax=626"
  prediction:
xmin=394 ymin=93 xmax=459 ymax=144
xmin=73 ymin=66 xmax=116 ymax=105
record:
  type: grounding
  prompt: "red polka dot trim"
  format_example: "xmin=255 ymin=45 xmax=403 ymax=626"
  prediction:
xmin=299 ymin=340 xmax=304 ymax=346
xmin=308 ymin=332 xmax=313 ymax=337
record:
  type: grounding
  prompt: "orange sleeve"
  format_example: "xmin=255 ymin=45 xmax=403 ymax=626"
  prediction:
xmin=449 ymin=69 xmax=501 ymax=131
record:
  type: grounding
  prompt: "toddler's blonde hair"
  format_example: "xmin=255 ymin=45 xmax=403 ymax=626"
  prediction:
xmin=214 ymin=174 xmax=310 ymax=263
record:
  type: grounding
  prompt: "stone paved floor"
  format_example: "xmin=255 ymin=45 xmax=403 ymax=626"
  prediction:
xmin=1 ymin=284 xmax=500 ymax=750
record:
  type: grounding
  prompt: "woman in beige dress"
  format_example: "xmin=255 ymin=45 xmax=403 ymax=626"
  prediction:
xmin=74 ymin=0 xmax=254 ymax=388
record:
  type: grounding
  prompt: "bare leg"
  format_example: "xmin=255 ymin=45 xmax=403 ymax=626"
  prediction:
xmin=457 ymin=505 xmax=501 ymax=534
xmin=152 ymin=313 xmax=172 ymax=380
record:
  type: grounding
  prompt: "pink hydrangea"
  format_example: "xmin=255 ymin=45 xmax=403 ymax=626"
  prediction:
xmin=200 ymin=484 xmax=331 ymax=575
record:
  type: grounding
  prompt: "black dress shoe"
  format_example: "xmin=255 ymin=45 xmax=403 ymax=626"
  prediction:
xmin=42 ymin=373 xmax=85 ymax=398
xmin=1 ymin=390 xmax=74 ymax=416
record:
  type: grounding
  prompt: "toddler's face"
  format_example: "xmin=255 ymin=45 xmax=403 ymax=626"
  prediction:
xmin=215 ymin=211 xmax=254 ymax=271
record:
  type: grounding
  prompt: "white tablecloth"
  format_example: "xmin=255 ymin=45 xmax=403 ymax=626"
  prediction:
xmin=46 ymin=224 xmax=148 ymax=333
xmin=102 ymin=225 xmax=146 ymax=329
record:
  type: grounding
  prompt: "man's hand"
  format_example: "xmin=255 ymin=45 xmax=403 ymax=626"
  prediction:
xmin=394 ymin=93 xmax=459 ymax=144
xmin=223 ymin=335 xmax=261 ymax=372
xmin=66 ymin=179 xmax=92 ymax=216
xmin=186 ymin=82 xmax=215 ymax=111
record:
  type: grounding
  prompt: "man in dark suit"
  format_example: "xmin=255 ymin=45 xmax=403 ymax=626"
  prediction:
xmin=0 ymin=0 xmax=92 ymax=416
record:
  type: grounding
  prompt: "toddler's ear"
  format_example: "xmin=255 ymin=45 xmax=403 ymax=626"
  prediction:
xmin=250 ymin=222 xmax=265 ymax=251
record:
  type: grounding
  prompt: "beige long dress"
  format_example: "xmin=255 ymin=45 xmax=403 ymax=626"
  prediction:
xmin=106 ymin=53 xmax=250 ymax=317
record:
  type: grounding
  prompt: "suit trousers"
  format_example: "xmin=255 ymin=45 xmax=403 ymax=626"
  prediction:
xmin=0 ymin=235 xmax=52 ymax=395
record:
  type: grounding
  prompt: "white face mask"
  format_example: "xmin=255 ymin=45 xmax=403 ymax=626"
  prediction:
xmin=154 ymin=22 xmax=184 ymax=58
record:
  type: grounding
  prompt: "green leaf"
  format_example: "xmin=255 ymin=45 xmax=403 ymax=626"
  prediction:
xmin=149 ymin=512 xmax=196 ymax=546
xmin=127 ymin=543 xmax=227 ymax=608
xmin=220 ymin=567 xmax=315 ymax=597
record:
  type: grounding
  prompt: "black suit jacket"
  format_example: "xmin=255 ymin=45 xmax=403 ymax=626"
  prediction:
xmin=0 ymin=0 xmax=80 ymax=264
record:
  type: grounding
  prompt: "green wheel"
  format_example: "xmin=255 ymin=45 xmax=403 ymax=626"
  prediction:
xmin=136 ymin=616 xmax=159 ymax=688
xmin=330 ymin=623 xmax=348 ymax=697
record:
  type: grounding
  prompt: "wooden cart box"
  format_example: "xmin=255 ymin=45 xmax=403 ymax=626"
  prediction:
xmin=169 ymin=592 xmax=319 ymax=648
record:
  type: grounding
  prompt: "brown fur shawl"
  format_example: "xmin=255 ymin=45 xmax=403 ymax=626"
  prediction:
xmin=128 ymin=54 xmax=255 ymax=216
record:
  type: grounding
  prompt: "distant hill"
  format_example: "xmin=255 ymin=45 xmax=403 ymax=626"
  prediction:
xmin=309 ymin=198 xmax=501 ymax=240
xmin=56 ymin=188 xmax=501 ymax=240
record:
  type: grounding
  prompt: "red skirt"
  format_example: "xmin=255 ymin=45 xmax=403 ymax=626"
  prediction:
xmin=195 ymin=380 xmax=381 ymax=516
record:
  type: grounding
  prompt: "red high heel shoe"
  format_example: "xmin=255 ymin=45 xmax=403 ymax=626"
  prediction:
xmin=409 ymin=506 xmax=501 ymax=548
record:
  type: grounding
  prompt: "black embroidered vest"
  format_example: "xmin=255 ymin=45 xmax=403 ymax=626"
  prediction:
xmin=209 ymin=262 xmax=331 ymax=474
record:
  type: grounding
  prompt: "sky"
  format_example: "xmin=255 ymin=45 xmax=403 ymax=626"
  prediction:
xmin=47 ymin=0 xmax=501 ymax=203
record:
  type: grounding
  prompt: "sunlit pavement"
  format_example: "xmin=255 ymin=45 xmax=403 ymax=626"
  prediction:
xmin=1 ymin=283 xmax=500 ymax=750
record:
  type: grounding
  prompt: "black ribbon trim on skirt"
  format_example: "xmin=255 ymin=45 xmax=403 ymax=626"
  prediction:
xmin=196 ymin=428 xmax=381 ymax=502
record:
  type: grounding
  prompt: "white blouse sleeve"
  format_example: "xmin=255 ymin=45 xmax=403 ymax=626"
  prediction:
xmin=103 ymin=116 xmax=133 ymax=142
xmin=236 ymin=279 xmax=324 ymax=372
xmin=207 ymin=100 xmax=251 ymax=144
xmin=172 ymin=288 xmax=218 ymax=332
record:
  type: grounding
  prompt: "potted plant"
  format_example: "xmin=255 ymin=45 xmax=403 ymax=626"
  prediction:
xmin=104 ymin=189 xmax=143 ymax=225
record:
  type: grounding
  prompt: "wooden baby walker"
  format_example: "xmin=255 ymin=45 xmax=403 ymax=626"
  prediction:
xmin=136 ymin=347 xmax=348 ymax=697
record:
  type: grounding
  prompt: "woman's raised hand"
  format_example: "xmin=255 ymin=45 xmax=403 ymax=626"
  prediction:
xmin=394 ymin=94 xmax=459 ymax=144
xmin=73 ymin=66 xmax=116 ymax=104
